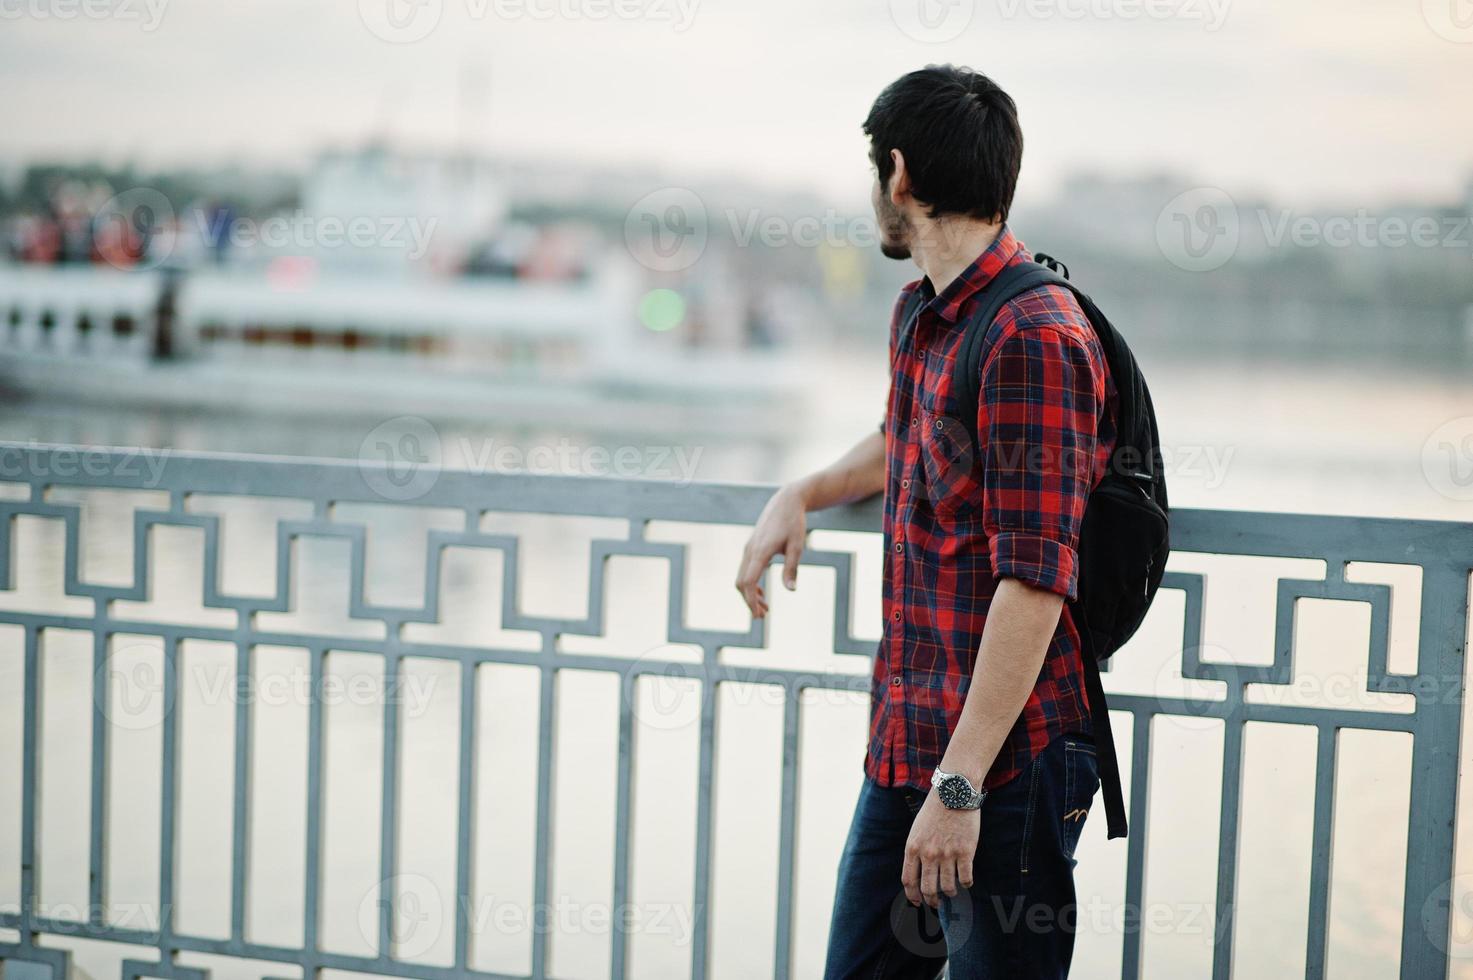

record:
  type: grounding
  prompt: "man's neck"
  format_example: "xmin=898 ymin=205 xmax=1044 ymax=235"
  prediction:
xmin=911 ymin=218 xmax=1004 ymax=294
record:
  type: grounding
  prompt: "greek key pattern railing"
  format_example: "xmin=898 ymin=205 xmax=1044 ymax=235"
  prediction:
xmin=0 ymin=442 xmax=1467 ymax=980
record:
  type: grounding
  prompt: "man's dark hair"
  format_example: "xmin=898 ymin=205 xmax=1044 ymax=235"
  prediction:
xmin=863 ymin=65 xmax=1023 ymax=223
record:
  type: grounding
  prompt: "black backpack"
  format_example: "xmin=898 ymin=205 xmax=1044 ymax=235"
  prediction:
xmin=928 ymin=253 xmax=1170 ymax=839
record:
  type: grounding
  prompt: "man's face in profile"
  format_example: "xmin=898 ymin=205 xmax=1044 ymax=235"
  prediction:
xmin=871 ymin=158 xmax=912 ymax=261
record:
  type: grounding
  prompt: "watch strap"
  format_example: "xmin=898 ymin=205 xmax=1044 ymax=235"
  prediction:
xmin=931 ymin=767 xmax=986 ymax=810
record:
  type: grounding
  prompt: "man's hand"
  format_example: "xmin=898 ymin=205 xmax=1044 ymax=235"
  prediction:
xmin=734 ymin=484 xmax=807 ymax=618
xmin=732 ymin=430 xmax=885 ymax=619
xmin=902 ymin=792 xmax=980 ymax=909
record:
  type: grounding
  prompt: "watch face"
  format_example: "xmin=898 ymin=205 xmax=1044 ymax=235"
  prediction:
xmin=936 ymin=774 xmax=974 ymax=809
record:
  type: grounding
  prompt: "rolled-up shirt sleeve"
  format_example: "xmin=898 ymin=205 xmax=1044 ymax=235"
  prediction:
xmin=979 ymin=323 xmax=1102 ymax=599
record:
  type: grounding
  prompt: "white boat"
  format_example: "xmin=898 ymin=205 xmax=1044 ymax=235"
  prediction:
xmin=0 ymin=263 xmax=805 ymax=437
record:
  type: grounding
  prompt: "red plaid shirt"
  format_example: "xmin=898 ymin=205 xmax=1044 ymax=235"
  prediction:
xmin=868 ymin=226 xmax=1116 ymax=792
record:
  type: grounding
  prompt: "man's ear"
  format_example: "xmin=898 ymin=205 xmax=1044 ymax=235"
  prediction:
xmin=888 ymin=148 xmax=911 ymax=207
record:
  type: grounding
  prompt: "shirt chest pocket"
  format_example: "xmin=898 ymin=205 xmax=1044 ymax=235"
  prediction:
xmin=918 ymin=410 xmax=983 ymax=521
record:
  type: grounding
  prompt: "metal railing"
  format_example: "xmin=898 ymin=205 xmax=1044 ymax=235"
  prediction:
xmin=0 ymin=441 xmax=1467 ymax=979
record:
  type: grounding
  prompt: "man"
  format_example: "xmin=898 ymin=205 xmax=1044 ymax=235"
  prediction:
xmin=734 ymin=65 xmax=1115 ymax=977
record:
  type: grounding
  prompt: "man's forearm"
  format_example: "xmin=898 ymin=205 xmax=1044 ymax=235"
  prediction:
xmin=937 ymin=577 xmax=1064 ymax=787
xmin=789 ymin=430 xmax=886 ymax=511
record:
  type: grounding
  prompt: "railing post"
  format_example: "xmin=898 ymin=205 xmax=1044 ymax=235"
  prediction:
xmin=1399 ymin=561 xmax=1467 ymax=979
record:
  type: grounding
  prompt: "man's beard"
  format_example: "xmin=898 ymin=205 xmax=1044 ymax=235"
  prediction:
xmin=874 ymin=194 xmax=912 ymax=260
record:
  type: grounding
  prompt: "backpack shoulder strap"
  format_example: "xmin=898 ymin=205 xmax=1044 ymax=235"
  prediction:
xmin=897 ymin=286 xmax=927 ymax=342
xmin=950 ymin=261 xmax=1073 ymax=457
xmin=949 ymin=259 xmax=1134 ymax=840
xmin=890 ymin=286 xmax=929 ymax=373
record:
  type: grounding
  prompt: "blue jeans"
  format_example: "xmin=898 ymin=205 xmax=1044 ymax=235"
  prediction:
xmin=823 ymin=735 xmax=1098 ymax=979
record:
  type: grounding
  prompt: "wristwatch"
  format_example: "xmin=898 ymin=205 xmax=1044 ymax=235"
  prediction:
xmin=930 ymin=768 xmax=986 ymax=810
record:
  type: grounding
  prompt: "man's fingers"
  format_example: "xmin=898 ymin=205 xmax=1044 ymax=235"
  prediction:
xmin=901 ymin=854 xmax=922 ymax=907
xmin=750 ymin=579 xmax=768 ymax=618
xmin=782 ymin=538 xmax=802 ymax=590
xmin=733 ymin=555 xmax=753 ymax=600
xmin=920 ymin=861 xmax=940 ymax=909
xmin=734 ymin=543 xmax=753 ymax=588
xmin=739 ymin=561 xmax=782 ymax=618
xmin=737 ymin=538 xmax=791 ymax=617
xmin=939 ymin=860 xmax=957 ymax=898
xmin=737 ymin=583 xmax=756 ymax=617
xmin=734 ymin=549 xmax=765 ymax=617
xmin=957 ymin=853 xmax=975 ymax=890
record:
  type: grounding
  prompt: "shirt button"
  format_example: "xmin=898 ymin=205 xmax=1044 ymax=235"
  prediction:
xmin=894 ymin=542 xmax=902 ymax=553
xmin=934 ymin=419 xmax=943 ymax=431
xmin=911 ymin=417 xmax=919 ymax=428
xmin=901 ymin=479 xmax=910 ymax=489
xmin=892 ymin=610 xmax=901 ymax=622
xmin=891 ymin=676 xmax=902 ymax=687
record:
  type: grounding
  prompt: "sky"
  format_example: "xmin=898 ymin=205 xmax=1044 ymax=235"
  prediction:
xmin=2 ymin=0 xmax=1471 ymax=210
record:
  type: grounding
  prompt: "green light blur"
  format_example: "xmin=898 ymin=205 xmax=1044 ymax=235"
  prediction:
xmin=638 ymin=288 xmax=685 ymax=332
